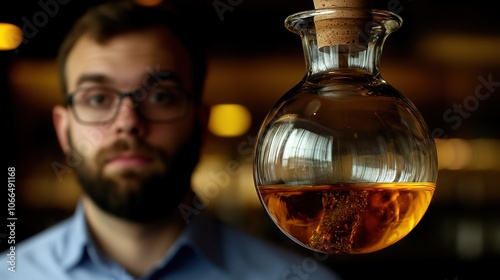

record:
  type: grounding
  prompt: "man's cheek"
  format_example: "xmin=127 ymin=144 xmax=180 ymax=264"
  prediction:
xmin=68 ymin=124 xmax=105 ymax=157
xmin=74 ymin=138 xmax=98 ymax=158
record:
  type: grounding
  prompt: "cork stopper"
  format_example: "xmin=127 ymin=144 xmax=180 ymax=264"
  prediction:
xmin=313 ymin=0 xmax=374 ymax=50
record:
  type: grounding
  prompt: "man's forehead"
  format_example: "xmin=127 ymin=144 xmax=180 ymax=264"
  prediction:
xmin=68 ymin=29 xmax=184 ymax=62
xmin=65 ymin=28 xmax=192 ymax=90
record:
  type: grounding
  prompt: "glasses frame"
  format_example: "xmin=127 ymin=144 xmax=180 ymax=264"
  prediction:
xmin=65 ymin=86 xmax=192 ymax=125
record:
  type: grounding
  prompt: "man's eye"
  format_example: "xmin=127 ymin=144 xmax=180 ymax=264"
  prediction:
xmin=80 ymin=90 xmax=115 ymax=107
xmin=148 ymin=90 xmax=183 ymax=106
xmin=89 ymin=94 xmax=108 ymax=105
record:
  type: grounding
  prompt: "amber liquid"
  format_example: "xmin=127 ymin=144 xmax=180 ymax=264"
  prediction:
xmin=258 ymin=182 xmax=435 ymax=254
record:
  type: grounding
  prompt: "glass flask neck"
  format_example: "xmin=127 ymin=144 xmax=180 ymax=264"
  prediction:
xmin=285 ymin=8 xmax=402 ymax=78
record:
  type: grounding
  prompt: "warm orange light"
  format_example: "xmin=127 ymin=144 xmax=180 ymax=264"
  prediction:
xmin=208 ymin=104 xmax=252 ymax=137
xmin=418 ymin=33 xmax=500 ymax=66
xmin=134 ymin=0 xmax=163 ymax=6
xmin=0 ymin=23 xmax=23 ymax=50
xmin=435 ymin=138 xmax=500 ymax=171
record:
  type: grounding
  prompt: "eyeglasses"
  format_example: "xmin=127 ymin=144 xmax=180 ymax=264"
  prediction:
xmin=66 ymin=85 xmax=191 ymax=125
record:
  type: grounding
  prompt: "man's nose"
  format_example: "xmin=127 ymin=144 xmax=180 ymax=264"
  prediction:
xmin=112 ymin=97 xmax=145 ymax=136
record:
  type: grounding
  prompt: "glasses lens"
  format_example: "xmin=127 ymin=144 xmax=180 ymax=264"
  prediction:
xmin=71 ymin=87 xmax=119 ymax=123
xmin=69 ymin=86 xmax=190 ymax=124
xmin=137 ymin=86 xmax=188 ymax=122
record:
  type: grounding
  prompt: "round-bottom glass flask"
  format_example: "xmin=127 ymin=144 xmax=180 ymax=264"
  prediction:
xmin=253 ymin=8 xmax=438 ymax=254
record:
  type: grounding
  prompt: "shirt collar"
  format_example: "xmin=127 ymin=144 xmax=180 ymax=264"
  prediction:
xmin=176 ymin=209 xmax=225 ymax=269
xmin=58 ymin=200 xmax=227 ymax=274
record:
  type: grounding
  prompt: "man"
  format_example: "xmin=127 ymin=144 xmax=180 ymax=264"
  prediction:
xmin=1 ymin=1 xmax=342 ymax=279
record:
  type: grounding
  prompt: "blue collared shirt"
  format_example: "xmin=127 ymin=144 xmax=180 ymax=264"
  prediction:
xmin=0 ymin=202 xmax=342 ymax=279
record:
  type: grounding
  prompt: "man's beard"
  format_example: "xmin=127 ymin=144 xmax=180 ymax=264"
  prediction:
xmin=67 ymin=125 xmax=202 ymax=224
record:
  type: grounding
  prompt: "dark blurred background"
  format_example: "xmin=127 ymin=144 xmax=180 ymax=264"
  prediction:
xmin=2 ymin=0 xmax=499 ymax=279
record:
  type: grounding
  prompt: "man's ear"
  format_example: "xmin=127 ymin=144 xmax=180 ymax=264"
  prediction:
xmin=53 ymin=105 xmax=70 ymax=153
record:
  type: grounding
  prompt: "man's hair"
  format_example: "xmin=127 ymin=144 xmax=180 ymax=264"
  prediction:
xmin=56 ymin=0 xmax=207 ymax=102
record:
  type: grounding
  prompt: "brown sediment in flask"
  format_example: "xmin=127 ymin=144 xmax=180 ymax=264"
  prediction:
xmin=313 ymin=0 xmax=374 ymax=50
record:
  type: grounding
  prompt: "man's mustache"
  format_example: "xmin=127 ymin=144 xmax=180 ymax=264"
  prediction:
xmin=95 ymin=138 xmax=162 ymax=166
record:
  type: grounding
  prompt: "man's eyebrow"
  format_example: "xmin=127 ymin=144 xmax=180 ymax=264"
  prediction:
xmin=74 ymin=72 xmax=182 ymax=87
xmin=76 ymin=74 xmax=113 ymax=86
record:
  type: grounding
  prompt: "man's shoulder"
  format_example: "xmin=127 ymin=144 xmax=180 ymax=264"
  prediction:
xmin=0 ymin=216 xmax=75 ymax=278
xmin=218 ymin=219 xmax=319 ymax=260
xmin=215 ymin=218 xmax=342 ymax=279
xmin=6 ymin=217 xmax=73 ymax=255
